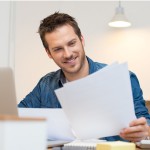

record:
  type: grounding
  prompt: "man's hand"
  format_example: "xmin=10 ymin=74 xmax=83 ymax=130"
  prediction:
xmin=120 ymin=117 xmax=150 ymax=142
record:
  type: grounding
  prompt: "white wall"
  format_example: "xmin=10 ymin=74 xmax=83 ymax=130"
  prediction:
xmin=0 ymin=1 xmax=15 ymax=69
xmin=14 ymin=1 xmax=150 ymax=102
xmin=0 ymin=2 xmax=10 ymax=67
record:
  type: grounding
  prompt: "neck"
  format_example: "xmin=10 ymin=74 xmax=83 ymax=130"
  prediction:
xmin=64 ymin=58 xmax=89 ymax=82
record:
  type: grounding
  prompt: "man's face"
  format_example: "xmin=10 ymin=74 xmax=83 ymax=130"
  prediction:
xmin=45 ymin=24 xmax=87 ymax=76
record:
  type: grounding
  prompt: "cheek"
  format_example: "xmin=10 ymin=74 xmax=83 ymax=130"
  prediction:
xmin=77 ymin=45 xmax=84 ymax=53
xmin=51 ymin=52 xmax=63 ymax=61
xmin=74 ymin=44 xmax=83 ymax=52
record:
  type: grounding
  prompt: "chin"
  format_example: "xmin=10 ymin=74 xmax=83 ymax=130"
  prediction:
xmin=63 ymin=67 xmax=79 ymax=74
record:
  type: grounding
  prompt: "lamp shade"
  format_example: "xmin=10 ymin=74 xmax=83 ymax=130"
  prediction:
xmin=109 ymin=4 xmax=131 ymax=27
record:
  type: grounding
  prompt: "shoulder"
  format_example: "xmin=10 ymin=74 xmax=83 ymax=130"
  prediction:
xmin=129 ymin=71 xmax=140 ymax=84
xmin=129 ymin=71 xmax=137 ymax=78
xmin=129 ymin=71 xmax=141 ymax=92
xmin=38 ymin=69 xmax=61 ymax=85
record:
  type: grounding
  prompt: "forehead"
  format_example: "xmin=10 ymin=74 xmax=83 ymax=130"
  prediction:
xmin=45 ymin=25 xmax=77 ymax=41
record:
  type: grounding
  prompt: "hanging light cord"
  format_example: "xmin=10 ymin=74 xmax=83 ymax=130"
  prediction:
xmin=119 ymin=1 xmax=121 ymax=8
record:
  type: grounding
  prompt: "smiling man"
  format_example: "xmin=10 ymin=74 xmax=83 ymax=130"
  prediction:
xmin=18 ymin=12 xmax=150 ymax=142
xmin=45 ymin=24 xmax=89 ymax=81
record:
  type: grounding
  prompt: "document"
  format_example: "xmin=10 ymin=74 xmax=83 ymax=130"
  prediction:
xmin=18 ymin=108 xmax=76 ymax=141
xmin=55 ymin=63 xmax=136 ymax=140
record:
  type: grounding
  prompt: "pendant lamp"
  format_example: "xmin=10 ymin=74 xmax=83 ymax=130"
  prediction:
xmin=108 ymin=1 xmax=131 ymax=27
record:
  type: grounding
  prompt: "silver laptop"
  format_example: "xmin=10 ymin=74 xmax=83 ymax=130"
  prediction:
xmin=0 ymin=67 xmax=69 ymax=148
xmin=0 ymin=67 xmax=18 ymax=116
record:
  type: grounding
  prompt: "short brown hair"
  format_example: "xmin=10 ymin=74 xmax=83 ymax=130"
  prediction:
xmin=38 ymin=12 xmax=82 ymax=50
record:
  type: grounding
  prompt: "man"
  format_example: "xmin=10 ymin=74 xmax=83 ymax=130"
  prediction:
xmin=18 ymin=12 xmax=150 ymax=142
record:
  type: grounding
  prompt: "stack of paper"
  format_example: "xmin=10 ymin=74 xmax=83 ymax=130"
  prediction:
xmin=55 ymin=63 xmax=136 ymax=140
xmin=18 ymin=108 xmax=76 ymax=141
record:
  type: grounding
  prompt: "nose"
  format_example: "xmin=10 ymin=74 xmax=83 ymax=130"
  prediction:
xmin=63 ymin=48 xmax=73 ymax=59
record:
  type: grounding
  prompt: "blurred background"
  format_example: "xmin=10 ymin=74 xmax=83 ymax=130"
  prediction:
xmin=0 ymin=1 xmax=150 ymax=102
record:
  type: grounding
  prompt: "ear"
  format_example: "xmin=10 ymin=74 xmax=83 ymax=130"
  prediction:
xmin=46 ymin=49 xmax=52 ymax=59
xmin=80 ymin=35 xmax=85 ymax=47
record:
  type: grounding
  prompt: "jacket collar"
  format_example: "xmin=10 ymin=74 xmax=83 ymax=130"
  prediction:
xmin=87 ymin=56 xmax=98 ymax=74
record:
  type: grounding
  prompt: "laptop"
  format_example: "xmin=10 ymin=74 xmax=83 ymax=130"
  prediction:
xmin=0 ymin=67 xmax=71 ymax=148
xmin=0 ymin=67 xmax=18 ymax=116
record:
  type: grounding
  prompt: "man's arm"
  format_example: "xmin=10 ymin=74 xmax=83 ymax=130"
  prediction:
xmin=130 ymin=72 xmax=150 ymax=121
xmin=120 ymin=72 xmax=150 ymax=142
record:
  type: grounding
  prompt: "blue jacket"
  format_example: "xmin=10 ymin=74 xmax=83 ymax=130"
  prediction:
xmin=18 ymin=56 xmax=150 ymax=141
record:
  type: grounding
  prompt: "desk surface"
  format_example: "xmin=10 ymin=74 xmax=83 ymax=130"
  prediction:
xmin=48 ymin=146 xmax=143 ymax=150
xmin=48 ymin=148 xmax=142 ymax=150
xmin=47 ymin=141 xmax=146 ymax=150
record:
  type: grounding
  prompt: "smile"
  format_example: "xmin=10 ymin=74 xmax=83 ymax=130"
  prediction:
xmin=64 ymin=57 xmax=77 ymax=64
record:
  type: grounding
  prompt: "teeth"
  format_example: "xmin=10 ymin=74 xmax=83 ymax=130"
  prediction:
xmin=64 ymin=57 xmax=77 ymax=63
xmin=67 ymin=58 xmax=75 ymax=63
xmin=68 ymin=59 xmax=74 ymax=62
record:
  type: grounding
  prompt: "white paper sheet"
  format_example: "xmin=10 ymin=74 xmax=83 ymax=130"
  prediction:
xmin=55 ymin=63 xmax=136 ymax=140
xmin=18 ymin=108 xmax=76 ymax=141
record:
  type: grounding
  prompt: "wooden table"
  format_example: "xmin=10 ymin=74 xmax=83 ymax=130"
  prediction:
xmin=48 ymin=147 xmax=143 ymax=150
xmin=47 ymin=140 xmax=147 ymax=150
xmin=48 ymin=148 xmax=143 ymax=150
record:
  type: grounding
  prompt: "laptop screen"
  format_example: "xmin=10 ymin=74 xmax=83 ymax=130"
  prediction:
xmin=0 ymin=67 xmax=18 ymax=116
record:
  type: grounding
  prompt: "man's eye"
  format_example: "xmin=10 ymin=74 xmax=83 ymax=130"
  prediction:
xmin=54 ymin=48 xmax=62 ymax=51
xmin=69 ymin=41 xmax=76 ymax=46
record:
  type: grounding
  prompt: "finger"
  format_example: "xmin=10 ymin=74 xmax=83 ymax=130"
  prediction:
xmin=122 ymin=125 xmax=148 ymax=134
xmin=130 ymin=117 xmax=147 ymax=127
xmin=120 ymin=131 xmax=148 ymax=138
xmin=120 ymin=132 xmax=146 ymax=142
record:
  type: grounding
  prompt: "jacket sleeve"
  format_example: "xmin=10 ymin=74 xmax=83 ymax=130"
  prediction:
xmin=130 ymin=72 xmax=150 ymax=125
xmin=18 ymin=79 xmax=42 ymax=108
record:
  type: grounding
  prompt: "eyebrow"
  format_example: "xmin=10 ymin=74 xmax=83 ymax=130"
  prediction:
xmin=68 ymin=39 xmax=77 ymax=44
